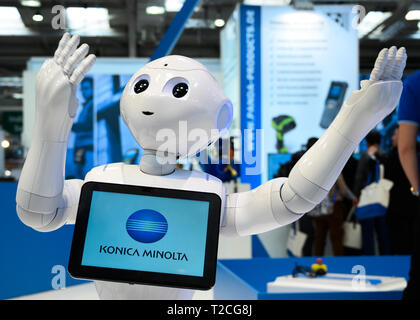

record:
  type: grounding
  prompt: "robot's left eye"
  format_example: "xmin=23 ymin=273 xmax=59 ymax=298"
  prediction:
xmin=172 ymin=83 xmax=189 ymax=98
xmin=134 ymin=79 xmax=149 ymax=94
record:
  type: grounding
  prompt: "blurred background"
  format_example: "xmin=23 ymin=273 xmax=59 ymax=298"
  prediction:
xmin=2 ymin=0 xmax=420 ymax=179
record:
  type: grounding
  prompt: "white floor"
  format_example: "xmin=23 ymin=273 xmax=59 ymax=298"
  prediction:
xmin=11 ymin=282 xmax=214 ymax=300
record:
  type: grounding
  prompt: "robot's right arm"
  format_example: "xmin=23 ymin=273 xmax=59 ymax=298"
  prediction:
xmin=280 ymin=47 xmax=407 ymax=214
xmin=16 ymin=33 xmax=96 ymax=232
xmin=221 ymin=47 xmax=407 ymax=237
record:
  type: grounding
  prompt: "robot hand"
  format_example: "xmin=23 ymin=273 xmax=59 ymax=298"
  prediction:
xmin=34 ymin=33 xmax=95 ymax=142
xmin=17 ymin=33 xmax=95 ymax=230
xmin=332 ymin=46 xmax=406 ymax=144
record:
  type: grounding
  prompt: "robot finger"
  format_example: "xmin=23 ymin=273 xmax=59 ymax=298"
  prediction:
xmin=69 ymin=54 xmax=96 ymax=85
xmin=381 ymin=46 xmax=397 ymax=80
xmin=53 ymin=33 xmax=71 ymax=64
xmin=63 ymin=43 xmax=89 ymax=76
xmin=56 ymin=34 xmax=80 ymax=67
xmin=369 ymin=48 xmax=388 ymax=81
xmin=390 ymin=47 xmax=407 ymax=80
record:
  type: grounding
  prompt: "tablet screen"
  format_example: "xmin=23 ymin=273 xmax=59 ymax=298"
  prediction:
xmin=81 ymin=190 xmax=210 ymax=277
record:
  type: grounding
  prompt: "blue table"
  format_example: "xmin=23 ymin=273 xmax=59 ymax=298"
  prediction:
xmin=214 ymin=256 xmax=411 ymax=300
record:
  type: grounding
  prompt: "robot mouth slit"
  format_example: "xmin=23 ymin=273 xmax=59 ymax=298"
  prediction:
xmin=142 ymin=111 xmax=154 ymax=116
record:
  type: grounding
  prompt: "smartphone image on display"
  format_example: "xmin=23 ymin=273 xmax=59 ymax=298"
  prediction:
xmin=319 ymin=81 xmax=348 ymax=129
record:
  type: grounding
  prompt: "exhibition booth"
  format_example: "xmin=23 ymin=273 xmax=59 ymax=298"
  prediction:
xmin=0 ymin=2 xmax=413 ymax=301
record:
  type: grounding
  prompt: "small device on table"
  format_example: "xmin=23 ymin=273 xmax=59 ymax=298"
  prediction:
xmin=68 ymin=181 xmax=222 ymax=290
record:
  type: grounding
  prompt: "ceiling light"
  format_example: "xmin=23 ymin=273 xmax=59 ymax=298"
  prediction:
xmin=214 ymin=19 xmax=225 ymax=28
xmin=406 ymin=10 xmax=420 ymax=21
xmin=20 ymin=0 xmax=41 ymax=7
xmin=1 ymin=140 xmax=10 ymax=149
xmin=165 ymin=0 xmax=184 ymax=12
xmin=0 ymin=7 xmax=26 ymax=27
xmin=67 ymin=7 xmax=111 ymax=34
xmin=146 ymin=6 xmax=165 ymax=15
xmin=0 ymin=7 xmax=31 ymax=35
xmin=32 ymin=13 xmax=44 ymax=22
xmin=244 ymin=0 xmax=291 ymax=5
xmin=12 ymin=93 xmax=23 ymax=99
xmin=4 ymin=170 xmax=12 ymax=177
xmin=357 ymin=11 xmax=392 ymax=38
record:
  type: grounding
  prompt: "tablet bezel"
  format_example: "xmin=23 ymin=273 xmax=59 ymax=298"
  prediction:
xmin=68 ymin=181 xmax=222 ymax=290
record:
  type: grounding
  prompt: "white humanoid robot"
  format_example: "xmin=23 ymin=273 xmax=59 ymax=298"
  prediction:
xmin=16 ymin=33 xmax=406 ymax=299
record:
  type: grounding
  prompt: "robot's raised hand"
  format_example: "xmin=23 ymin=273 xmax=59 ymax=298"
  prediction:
xmin=332 ymin=46 xmax=407 ymax=144
xmin=363 ymin=46 xmax=407 ymax=87
xmin=35 ymin=33 xmax=95 ymax=141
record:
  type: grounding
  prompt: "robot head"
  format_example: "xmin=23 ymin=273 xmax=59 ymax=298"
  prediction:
xmin=120 ymin=55 xmax=233 ymax=160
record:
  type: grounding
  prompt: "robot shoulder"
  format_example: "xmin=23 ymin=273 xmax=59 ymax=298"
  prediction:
xmin=187 ymin=170 xmax=223 ymax=188
xmin=84 ymin=162 xmax=125 ymax=183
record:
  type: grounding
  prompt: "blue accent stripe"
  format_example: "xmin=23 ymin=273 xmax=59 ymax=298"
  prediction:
xmin=239 ymin=4 xmax=262 ymax=189
xmin=150 ymin=0 xmax=201 ymax=61
xmin=127 ymin=220 xmax=168 ymax=227
xmin=126 ymin=222 xmax=167 ymax=229
xmin=126 ymin=224 xmax=167 ymax=230
xmin=126 ymin=223 xmax=167 ymax=232
xmin=355 ymin=203 xmax=387 ymax=220
xmin=127 ymin=225 xmax=167 ymax=230
xmin=126 ymin=226 xmax=167 ymax=231
xmin=126 ymin=227 xmax=166 ymax=234
xmin=126 ymin=228 xmax=167 ymax=233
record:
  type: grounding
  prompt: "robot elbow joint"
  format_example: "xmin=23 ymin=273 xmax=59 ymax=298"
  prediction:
xmin=280 ymin=182 xmax=319 ymax=214
xmin=16 ymin=205 xmax=58 ymax=232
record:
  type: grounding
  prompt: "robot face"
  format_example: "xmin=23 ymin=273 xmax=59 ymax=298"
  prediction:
xmin=120 ymin=55 xmax=233 ymax=159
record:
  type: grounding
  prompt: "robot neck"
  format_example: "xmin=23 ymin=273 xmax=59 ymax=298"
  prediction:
xmin=139 ymin=149 xmax=176 ymax=176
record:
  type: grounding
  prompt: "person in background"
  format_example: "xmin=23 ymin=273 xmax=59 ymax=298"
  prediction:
xmin=71 ymin=77 xmax=94 ymax=179
xmin=385 ymin=126 xmax=418 ymax=255
xmin=340 ymin=154 xmax=361 ymax=256
xmin=312 ymin=173 xmax=357 ymax=256
xmin=397 ymin=69 xmax=420 ymax=300
xmin=353 ymin=129 xmax=389 ymax=255
xmin=277 ymin=137 xmax=318 ymax=256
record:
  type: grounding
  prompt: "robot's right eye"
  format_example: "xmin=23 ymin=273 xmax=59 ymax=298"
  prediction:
xmin=134 ymin=79 xmax=149 ymax=94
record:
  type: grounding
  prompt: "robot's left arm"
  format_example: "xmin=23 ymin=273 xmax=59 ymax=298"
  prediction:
xmin=221 ymin=47 xmax=407 ymax=237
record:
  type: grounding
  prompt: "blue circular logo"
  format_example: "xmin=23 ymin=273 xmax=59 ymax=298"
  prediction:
xmin=126 ymin=209 xmax=168 ymax=243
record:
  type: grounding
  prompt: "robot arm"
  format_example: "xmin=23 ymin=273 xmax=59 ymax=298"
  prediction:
xmin=16 ymin=33 xmax=96 ymax=232
xmin=221 ymin=47 xmax=407 ymax=237
xmin=222 ymin=177 xmax=300 ymax=236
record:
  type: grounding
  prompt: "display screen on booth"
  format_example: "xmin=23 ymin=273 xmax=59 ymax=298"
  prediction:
xmin=328 ymin=85 xmax=344 ymax=100
xmin=68 ymin=182 xmax=221 ymax=289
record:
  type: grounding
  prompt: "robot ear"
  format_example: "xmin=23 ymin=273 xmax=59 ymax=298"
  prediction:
xmin=216 ymin=99 xmax=233 ymax=135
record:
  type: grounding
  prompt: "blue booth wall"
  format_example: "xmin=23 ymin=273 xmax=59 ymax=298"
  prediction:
xmin=0 ymin=182 xmax=88 ymax=300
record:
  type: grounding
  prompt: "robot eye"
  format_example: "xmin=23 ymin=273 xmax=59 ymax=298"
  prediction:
xmin=134 ymin=79 xmax=149 ymax=94
xmin=172 ymin=83 xmax=189 ymax=98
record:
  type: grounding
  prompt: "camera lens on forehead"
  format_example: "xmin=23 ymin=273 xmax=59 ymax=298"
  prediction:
xmin=172 ymin=83 xmax=188 ymax=98
xmin=134 ymin=79 xmax=149 ymax=94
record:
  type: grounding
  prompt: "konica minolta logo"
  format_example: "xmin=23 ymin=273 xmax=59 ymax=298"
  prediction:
xmin=126 ymin=209 xmax=168 ymax=243
xmin=98 ymin=245 xmax=188 ymax=261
